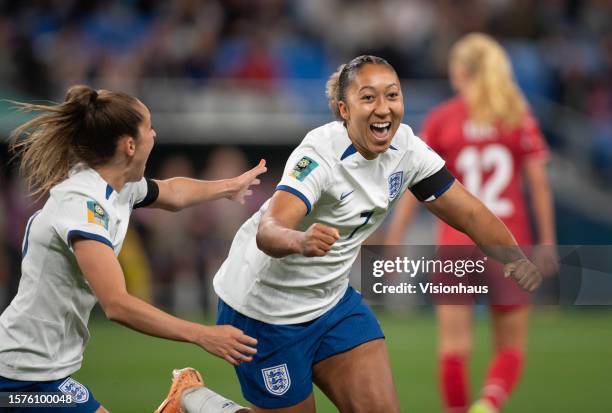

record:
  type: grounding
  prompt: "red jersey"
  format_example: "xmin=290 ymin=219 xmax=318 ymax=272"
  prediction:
xmin=421 ymin=97 xmax=549 ymax=245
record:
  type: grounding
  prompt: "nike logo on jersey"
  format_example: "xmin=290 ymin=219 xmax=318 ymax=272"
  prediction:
xmin=340 ymin=190 xmax=354 ymax=201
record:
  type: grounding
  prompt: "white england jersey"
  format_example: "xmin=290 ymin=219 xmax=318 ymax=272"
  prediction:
xmin=214 ymin=121 xmax=450 ymax=324
xmin=0 ymin=165 xmax=149 ymax=381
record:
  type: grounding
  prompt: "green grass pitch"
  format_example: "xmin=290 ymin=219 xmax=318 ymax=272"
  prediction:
xmin=76 ymin=308 xmax=612 ymax=412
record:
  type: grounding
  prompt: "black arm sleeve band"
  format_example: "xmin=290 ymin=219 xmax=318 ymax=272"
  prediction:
xmin=134 ymin=178 xmax=160 ymax=209
xmin=409 ymin=166 xmax=455 ymax=202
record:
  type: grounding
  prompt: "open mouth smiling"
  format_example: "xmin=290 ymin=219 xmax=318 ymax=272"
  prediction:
xmin=370 ymin=122 xmax=392 ymax=140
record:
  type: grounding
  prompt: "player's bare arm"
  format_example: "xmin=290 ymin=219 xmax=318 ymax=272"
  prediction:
xmin=256 ymin=190 xmax=340 ymax=258
xmin=73 ymin=238 xmax=257 ymax=366
xmin=425 ymin=180 xmax=542 ymax=292
xmin=523 ymin=158 xmax=556 ymax=245
xmin=151 ymin=159 xmax=267 ymax=211
xmin=523 ymin=158 xmax=560 ymax=276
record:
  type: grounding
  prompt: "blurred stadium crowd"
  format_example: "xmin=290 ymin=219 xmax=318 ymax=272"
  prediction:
xmin=1 ymin=0 xmax=612 ymax=312
xmin=1 ymin=0 xmax=611 ymax=118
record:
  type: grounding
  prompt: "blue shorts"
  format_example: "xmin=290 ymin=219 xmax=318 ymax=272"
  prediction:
xmin=217 ymin=286 xmax=385 ymax=409
xmin=0 ymin=375 xmax=100 ymax=412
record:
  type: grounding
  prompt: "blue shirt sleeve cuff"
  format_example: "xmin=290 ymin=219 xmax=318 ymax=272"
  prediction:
xmin=275 ymin=185 xmax=312 ymax=214
xmin=67 ymin=230 xmax=113 ymax=250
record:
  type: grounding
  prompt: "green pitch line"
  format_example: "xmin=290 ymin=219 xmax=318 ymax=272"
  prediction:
xmin=76 ymin=309 xmax=612 ymax=412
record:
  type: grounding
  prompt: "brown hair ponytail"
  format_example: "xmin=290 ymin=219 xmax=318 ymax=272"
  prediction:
xmin=9 ymin=85 xmax=143 ymax=198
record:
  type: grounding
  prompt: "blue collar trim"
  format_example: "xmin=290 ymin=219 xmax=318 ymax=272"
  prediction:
xmin=340 ymin=144 xmax=358 ymax=160
xmin=105 ymin=184 xmax=114 ymax=200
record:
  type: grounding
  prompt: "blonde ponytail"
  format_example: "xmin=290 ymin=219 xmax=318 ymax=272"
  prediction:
xmin=450 ymin=33 xmax=527 ymax=130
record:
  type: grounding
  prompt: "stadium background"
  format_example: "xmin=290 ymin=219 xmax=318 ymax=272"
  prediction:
xmin=0 ymin=1 xmax=611 ymax=411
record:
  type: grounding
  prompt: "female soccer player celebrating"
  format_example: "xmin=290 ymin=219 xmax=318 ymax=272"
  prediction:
xmin=0 ymin=86 xmax=266 ymax=412
xmin=210 ymin=55 xmax=543 ymax=413
xmin=386 ymin=34 xmax=558 ymax=413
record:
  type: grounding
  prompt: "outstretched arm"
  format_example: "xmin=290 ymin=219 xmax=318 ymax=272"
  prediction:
xmin=73 ymin=239 xmax=257 ymax=366
xmin=151 ymin=159 xmax=267 ymax=211
xmin=425 ymin=181 xmax=542 ymax=291
xmin=256 ymin=190 xmax=339 ymax=258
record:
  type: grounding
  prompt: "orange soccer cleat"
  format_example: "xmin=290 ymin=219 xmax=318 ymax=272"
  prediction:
xmin=154 ymin=367 xmax=205 ymax=413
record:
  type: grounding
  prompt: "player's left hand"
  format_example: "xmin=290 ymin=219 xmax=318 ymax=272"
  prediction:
xmin=227 ymin=159 xmax=267 ymax=204
xmin=503 ymin=258 xmax=542 ymax=292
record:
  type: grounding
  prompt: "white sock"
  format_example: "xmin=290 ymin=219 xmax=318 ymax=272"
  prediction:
xmin=181 ymin=387 xmax=246 ymax=413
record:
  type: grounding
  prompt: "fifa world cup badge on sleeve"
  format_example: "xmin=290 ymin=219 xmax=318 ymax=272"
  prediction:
xmin=388 ymin=171 xmax=403 ymax=200
xmin=289 ymin=156 xmax=318 ymax=181
xmin=86 ymin=200 xmax=109 ymax=230
xmin=261 ymin=364 xmax=291 ymax=396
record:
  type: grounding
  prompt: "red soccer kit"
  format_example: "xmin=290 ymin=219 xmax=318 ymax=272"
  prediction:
xmin=421 ymin=97 xmax=550 ymax=246
xmin=422 ymin=98 xmax=545 ymax=411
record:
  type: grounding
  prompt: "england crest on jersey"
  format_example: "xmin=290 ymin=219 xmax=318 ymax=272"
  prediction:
xmin=261 ymin=364 xmax=291 ymax=395
xmin=388 ymin=171 xmax=403 ymax=200
xmin=58 ymin=377 xmax=89 ymax=403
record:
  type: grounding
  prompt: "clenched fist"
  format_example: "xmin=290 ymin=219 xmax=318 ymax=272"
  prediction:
xmin=503 ymin=258 xmax=542 ymax=292
xmin=300 ymin=223 xmax=340 ymax=257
